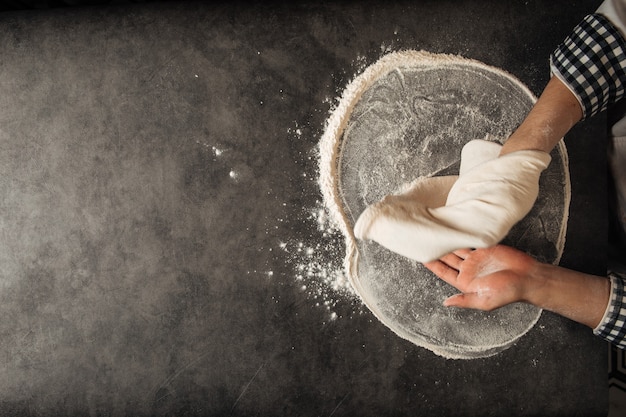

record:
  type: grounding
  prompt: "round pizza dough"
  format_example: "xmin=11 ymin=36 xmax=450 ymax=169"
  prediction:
xmin=318 ymin=50 xmax=570 ymax=359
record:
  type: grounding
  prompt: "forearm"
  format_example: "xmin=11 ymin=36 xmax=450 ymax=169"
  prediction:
xmin=524 ymin=261 xmax=610 ymax=328
xmin=500 ymin=76 xmax=583 ymax=155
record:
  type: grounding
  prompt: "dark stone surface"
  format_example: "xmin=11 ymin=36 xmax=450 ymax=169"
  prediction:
xmin=0 ymin=0 xmax=607 ymax=416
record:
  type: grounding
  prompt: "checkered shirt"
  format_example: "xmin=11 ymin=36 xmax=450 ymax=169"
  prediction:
xmin=550 ymin=13 xmax=626 ymax=119
xmin=594 ymin=273 xmax=626 ymax=348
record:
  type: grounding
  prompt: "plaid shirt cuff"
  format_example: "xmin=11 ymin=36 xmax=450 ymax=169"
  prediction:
xmin=550 ymin=13 xmax=626 ymax=119
xmin=593 ymin=272 xmax=626 ymax=348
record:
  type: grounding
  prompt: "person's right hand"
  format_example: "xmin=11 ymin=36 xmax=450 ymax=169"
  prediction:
xmin=424 ymin=245 xmax=540 ymax=311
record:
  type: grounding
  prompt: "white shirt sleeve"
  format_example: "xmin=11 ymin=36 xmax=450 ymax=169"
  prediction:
xmin=598 ymin=0 xmax=626 ymax=38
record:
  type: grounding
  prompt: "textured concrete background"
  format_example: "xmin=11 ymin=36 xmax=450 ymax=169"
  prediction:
xmin=0 ymin=1 xmax=608 ymax=416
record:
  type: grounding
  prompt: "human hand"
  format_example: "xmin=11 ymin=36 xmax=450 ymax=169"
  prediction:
xmin=424 ymin=245 xmax=539 ymax=311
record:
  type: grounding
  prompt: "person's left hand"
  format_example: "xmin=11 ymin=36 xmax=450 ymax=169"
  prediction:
xmin=424 ymin=245 xmax=539 ymax=311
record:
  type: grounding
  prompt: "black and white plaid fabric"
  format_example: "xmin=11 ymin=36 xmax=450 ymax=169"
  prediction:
xmin=595 ymin=273 xmax=626 ymax=349
xmin=550 ymin=13 xmax=626 ymax=119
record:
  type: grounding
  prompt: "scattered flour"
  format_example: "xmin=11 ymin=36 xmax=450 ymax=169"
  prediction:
xmin=380 ymin=42 xmax=393 ymax=54
xmin=352 ymin=54 xmax=369 ymax=74
xmin=279 ymin=202 xmax=359 ymax=322
xmin=281 ymin=121 xmax=362 ymax=321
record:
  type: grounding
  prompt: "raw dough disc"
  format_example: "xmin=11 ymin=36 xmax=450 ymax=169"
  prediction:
xmin=319 ymin=50 xmax=570 ymax=359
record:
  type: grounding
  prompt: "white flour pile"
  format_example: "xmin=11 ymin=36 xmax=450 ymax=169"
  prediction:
xmin=316 ymin=50 xmax=570 ymax=359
